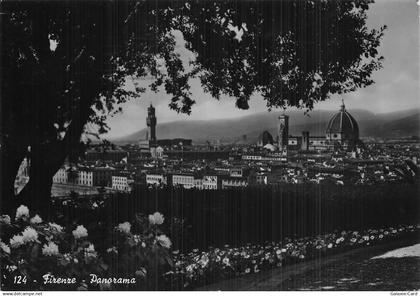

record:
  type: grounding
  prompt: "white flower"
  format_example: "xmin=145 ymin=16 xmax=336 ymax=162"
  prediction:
xmin=86 ymin=244 xmax=95 ymax=252
xmin=22 ymin=227 xmax=38 ymax=243
xmin=30 ymin=215 xmax=43 ymax=224
xmin=156 ymin=234 xmax=171 ymax=249
xmin=63 ymin=253 xmax=72 ymax=261
xmin=149 ymin=212 xmax=164 ymax=225
xmin=0 ymin=215 xmax=11 ymax=225
xmin=222 ymin=257 xmax=230 ymax=266
xmin=6 ymin=265 xmax=17 ymax=272
xmin=107 ymin=247 xmax=118 ymax=254
xmin=186 ymin=264 xmax=194 ymax=273
xmin=42 ymin=242 xmax=59 ymax=256
xmin=84 ymin=244 xmax=97 ymax=258
xmin=200 ymin=255 xmax=209 ymax=267
xmin=9 ymin=235 xmax=24 ymax=248
xmin=117 ymin=222 xmax=131 ymax=234
xmin=245 ymin=268 xmax=251 ymax=273
xmin=72 ymin=225 xmax=88 ymax=239
xmin=0 ymin=240 xmax=11 ymax=254
xmin=327 ymin=243 xmax=333 ymax=248
xmin=49 ymin=222 xmax=64 ymax=232
xmin=16 ymin=205 xmax=29 ymax=220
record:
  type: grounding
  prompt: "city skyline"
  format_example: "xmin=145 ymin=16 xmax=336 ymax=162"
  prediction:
xmin=102 ymin=0 xmax=419 ymax=138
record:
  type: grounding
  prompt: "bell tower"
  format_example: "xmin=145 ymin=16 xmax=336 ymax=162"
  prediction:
xmin=146 ymin=104 xmax=157 ymax=144
xmin=278 ymin=114 xmax=289 ymax=153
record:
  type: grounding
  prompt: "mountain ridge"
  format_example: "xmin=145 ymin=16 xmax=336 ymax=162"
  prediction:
xmin=111 ymin=108 xmax=420 ymax=144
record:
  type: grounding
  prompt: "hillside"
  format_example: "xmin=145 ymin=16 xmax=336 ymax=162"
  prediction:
xmin=111 ymin=109 xmax=420 ymax=144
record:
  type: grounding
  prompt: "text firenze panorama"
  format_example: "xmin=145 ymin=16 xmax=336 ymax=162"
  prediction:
xmin=43 ymin=274 xmax=136 ymax=285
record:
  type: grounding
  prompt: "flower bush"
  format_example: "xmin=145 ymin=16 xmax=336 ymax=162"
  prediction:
xmin=101 ymin=213 xmax=173 ymax=290
xmin=1 ymin=204 xmax=418 ymax=291
xmin=0 ymin=206 xmax=172 ymax=291
xmin=72 ymin=225 xmax=88 ymax=239
xmin=166 ymin=224 xmax=420 ymax=289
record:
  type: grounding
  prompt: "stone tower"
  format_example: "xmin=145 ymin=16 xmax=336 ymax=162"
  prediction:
xmin=278 ymin=114 xmax=289 ymax=152
xmin=146 ymin=104 xmax=157 ymax=144
xmin=301 ymin=131 xmax=309 ymax=151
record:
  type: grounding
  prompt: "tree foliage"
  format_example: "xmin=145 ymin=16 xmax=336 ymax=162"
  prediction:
xmin=0 ymin=0 xmax=385 ymax=215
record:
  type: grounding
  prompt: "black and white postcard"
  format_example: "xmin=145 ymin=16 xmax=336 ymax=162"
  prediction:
xmin=1 ymin=0 xmax=419 ymax=294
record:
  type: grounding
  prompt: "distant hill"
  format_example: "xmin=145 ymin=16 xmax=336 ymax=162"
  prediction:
xmin=364 ymin=113 xmax=420 ymax=138
xmin=111 ymin=109 xmax=420 ymax=144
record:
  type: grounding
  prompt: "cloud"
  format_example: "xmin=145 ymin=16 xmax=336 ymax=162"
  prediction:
xmin=105 ymin=0 xmax=419 ymax=138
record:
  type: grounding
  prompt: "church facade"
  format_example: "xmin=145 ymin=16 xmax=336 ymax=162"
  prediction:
xmin=257 ymin=101 xmax=361 ymax=152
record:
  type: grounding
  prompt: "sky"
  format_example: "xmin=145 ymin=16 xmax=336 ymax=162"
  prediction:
xmin=104 ymin=0 xmax=419 ymax=139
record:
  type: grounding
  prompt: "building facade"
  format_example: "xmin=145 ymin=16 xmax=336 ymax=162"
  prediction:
xmin=221 ymin=177 xmax=248 ymax=188
xmin=146 ymin=173 xmax=167 ymax=186
xmin=112 ymin=175 xmax=133 ymax=192
xmin=202 ymin=175 xmax=220 ymax=190
xmin=53 ymin=167 xmax=68 ymax=184
xmin=172 ymin=174 xmax=196 ymax=189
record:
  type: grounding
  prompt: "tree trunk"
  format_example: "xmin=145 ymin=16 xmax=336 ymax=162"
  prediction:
xmin=16 ymin=171 xmax=54 ymax=219
xmin=15 ymin=103 xmax=93 ymax=218
xmin=0 ymin=145 xmax=27 ymax=216
xmin=16 ymin=134 xmax=69 ymax=219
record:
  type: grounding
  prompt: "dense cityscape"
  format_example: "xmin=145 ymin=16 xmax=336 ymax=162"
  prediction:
xmin=14 ymin=102 xmax=419 ymax=197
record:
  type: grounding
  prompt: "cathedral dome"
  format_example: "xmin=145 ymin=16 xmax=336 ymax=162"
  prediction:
xmin=326 ymin=101 xmax=359 ymax=143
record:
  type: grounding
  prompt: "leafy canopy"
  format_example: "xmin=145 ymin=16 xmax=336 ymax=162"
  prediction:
xmin=2 ymin=0 xmax=385 ymax=142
